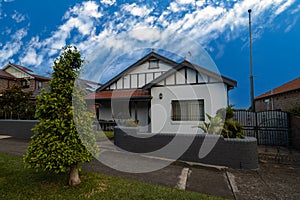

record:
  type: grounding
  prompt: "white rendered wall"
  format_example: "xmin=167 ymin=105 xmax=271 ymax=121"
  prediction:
xmin=150 ymin=83 xmax=228 ymax=134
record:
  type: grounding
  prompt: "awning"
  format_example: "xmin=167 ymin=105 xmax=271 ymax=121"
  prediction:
xmin=85 ymin=89 xmax=151 ymax=100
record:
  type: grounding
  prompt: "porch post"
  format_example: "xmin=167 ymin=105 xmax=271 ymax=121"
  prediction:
xmin=134 ymin=101 xmax=138 ymax=122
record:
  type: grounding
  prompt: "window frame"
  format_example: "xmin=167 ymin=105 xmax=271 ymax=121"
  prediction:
xmin=37 ymin=81 xmax=43 ymax=89
xmin=21 ymin=80 xmax=30 ymax=88
xmin=171 ymin=99 xmax=205 ymax=121
xmin=148 ymin=58 xmax=159 ymax=69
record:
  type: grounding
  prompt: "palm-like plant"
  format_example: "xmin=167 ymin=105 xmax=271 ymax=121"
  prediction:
xmin=198 ymin=114 xmax=224 ymax=135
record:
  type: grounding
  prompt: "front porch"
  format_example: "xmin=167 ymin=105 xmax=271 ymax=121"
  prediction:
xmin=86 ymin=89 xmax=152 ymax=132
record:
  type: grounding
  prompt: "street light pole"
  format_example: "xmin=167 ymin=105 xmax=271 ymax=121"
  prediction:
xmin=248 ymin=9 xmax=255 ymax=112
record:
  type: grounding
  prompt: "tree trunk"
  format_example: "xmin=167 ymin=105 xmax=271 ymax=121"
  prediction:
xmin=69 ymin=165 xmax=81 ymax=186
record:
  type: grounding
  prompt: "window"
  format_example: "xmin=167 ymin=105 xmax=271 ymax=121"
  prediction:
xmin=37 ymin=81 xmax=43 ymax=89
xmin=21 ymin=80 xmax=30 ymax=88
xmin=171 ymin=100 xmax=205 ymax=121
xmin=148 ymin=58 xmax=159 ymax=69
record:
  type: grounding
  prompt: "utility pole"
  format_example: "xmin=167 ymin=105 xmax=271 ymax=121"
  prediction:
xmin=248 ymin=9 xmax=255 ymax=112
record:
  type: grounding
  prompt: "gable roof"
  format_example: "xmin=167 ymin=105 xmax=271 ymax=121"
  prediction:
xmin=2 ymin=62 xmax=51 ymax=81
xmin=97 ymin=51 xmax=179 ymax=92
xmin=97 ymin=51 xmax=237 ymax=92
xmin=256 ymin=77 xmax=300 ymax=99
xmin=142 ymin=60 xmax=237 ymax=90
xmin=3 ymin=62 xmax=34 ymax=73
xmin=0 ymin=69 xmax=15 ymax=79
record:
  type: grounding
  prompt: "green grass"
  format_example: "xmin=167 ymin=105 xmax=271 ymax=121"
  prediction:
xmin=96 ymin=131 xmax=114 ymax=140
xmin=0 ymin=153 xmax=225 ymax=200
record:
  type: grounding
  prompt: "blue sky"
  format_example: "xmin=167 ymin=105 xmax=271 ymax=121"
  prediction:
xmin=1 ymin=0 xmax=299 ymax=108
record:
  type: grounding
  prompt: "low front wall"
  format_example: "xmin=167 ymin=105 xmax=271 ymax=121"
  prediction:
xmin=114 ymin=127 xmax=258 ymax=169
xmin=0 ymin=120 xmax=38 ymax=139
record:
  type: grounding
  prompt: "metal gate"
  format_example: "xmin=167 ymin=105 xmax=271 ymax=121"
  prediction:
xmin=233 ymin=110 xmax=289 ymax=146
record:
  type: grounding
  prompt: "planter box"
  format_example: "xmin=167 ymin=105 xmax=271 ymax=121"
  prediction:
xmin=114 ymin=126 xmax=258 ymax=169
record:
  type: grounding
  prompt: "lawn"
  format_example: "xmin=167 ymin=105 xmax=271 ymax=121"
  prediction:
xmin=0 ymin=153 xmax=225 ymax=200
xmin=96 ymin=131 xmax=114 ymax=140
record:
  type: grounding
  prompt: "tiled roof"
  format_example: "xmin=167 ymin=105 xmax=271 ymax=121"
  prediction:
xmin=30 ymin=74 xmax=51 ymax=81
xmin=256 ymin=77 xmax=300 ymax=99
xmin=0 ymin=70 xmax=15 ymax=79
xmin=85 ymin=89 xmax=150 ymax=100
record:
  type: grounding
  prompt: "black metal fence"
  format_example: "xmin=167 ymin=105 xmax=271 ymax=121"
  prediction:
xmin=233 ymin=110 xmax=289 ymax=146
xmin=93 ymin=120 xmax=117 ymax=131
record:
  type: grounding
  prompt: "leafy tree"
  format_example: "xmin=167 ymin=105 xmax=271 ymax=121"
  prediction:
xmin=0 ymin=85 xmax=35 ymax=119
xmin=24 ymin=46 xmax=98 ymax=186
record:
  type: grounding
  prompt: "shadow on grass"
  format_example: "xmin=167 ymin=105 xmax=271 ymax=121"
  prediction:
xmin=0 ymin=153 xmax=226 ymax=200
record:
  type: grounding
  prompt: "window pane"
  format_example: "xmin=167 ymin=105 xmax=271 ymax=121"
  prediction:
xmin=171 ymin=100 xmax=204 ymax=121
xmin=149 ymin=59 xmax=159 ymax=69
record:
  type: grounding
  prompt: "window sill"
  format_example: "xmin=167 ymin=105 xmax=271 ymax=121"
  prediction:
xmin=170 ymin=120 xmax=204 ymax=125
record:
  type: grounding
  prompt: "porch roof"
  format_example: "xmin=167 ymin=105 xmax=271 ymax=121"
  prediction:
xmin=85 ymin=89 xmax=151 ymax=100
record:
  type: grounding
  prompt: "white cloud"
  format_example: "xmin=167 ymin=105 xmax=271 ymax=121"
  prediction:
xmin=19 ymin=37 xmax=43 ymax=66
xmin=177 ymin=0 xmax=195 ymax=5
xmin=122 ymin=3 xmax=153 ymax=17
xmin=128 ymin=28 xmax=161 ymax=42
xmin=0 ymin=28 xmax=27 ymax=62
xmin=168 ymin=2 xmax=180 ymax=12
xmin=100 ymin=0 xmax=116 ymax=6
xmin=168 ymin=0 xmax=196 ymax=12
xmin=64 ymin=1 xmax=102 ymax=19
xmin=291 ymin=4 xmax=300 ymax=14
xmin=1 ymin=0 xmax=297 ymax=78
xmin=274 ymin=0 xmax=295 ymax=15
xmin=20 ymin=48 xmax=42 ymax=66
xmin=43 ymin=1 xmax=103 ymax=55
xmin=195 ymin=0 xmax=205 ymax=7
xmin=11 ymin=10 xmax=26 ymax=23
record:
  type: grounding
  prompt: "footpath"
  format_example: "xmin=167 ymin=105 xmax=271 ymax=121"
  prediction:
xmin=0 ymin=136 xmax=299 ymax=200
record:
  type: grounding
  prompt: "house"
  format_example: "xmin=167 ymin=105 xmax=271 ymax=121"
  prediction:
xmin=86 ymin=51 xmax=237 ymax=134
xmin=255 ymin=77 xmax=300 ymax=112
xmin=0 ymin=62 xmax=51 ymax=98
xmin=76 ymin=78 xmax=102 ymax=94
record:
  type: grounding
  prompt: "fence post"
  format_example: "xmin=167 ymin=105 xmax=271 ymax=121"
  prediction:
xmin=254 ymin=111 xmax=260 ymax=145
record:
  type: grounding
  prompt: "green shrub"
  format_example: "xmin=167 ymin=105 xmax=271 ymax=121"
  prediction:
xmin=198 ymin=114 xmax=224 ymax=135
xmin=288 ymin=104 xmax=300 ymax=117
xmin=0 ymin=85 xmax=36 ymax=119
xmin=199 ymin=106 xmax=244 ymax=138
xmin=221 ymin=120 xmax=244 ymax=138
xmin=124 ymin=119 xmax=139 ymax=127
xmin=216 ymin=105 xmax=234 ymax=120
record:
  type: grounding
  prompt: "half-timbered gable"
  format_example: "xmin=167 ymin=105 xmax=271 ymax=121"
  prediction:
xmin=87 ymin=51 xmax=237 ymax=134
xmin=97 ymin=52 xmax=178 ymax=91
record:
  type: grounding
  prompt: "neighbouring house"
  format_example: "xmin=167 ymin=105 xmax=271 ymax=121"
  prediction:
xmin=76 ymin=78 xmax=102 ymax=94
xmin=0 ymin=62 xmax=51 ymax=99
xmin=86 ymin=51 xmax=237 ymax=134
xmin=255 ymin=77 xmax=300 ymax=112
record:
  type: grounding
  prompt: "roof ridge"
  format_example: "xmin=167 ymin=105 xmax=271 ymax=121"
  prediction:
xmin=256 ymin=76 xmax=300 ymax=99
xmin=9 ymin=62 xmax=34 ymax=73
